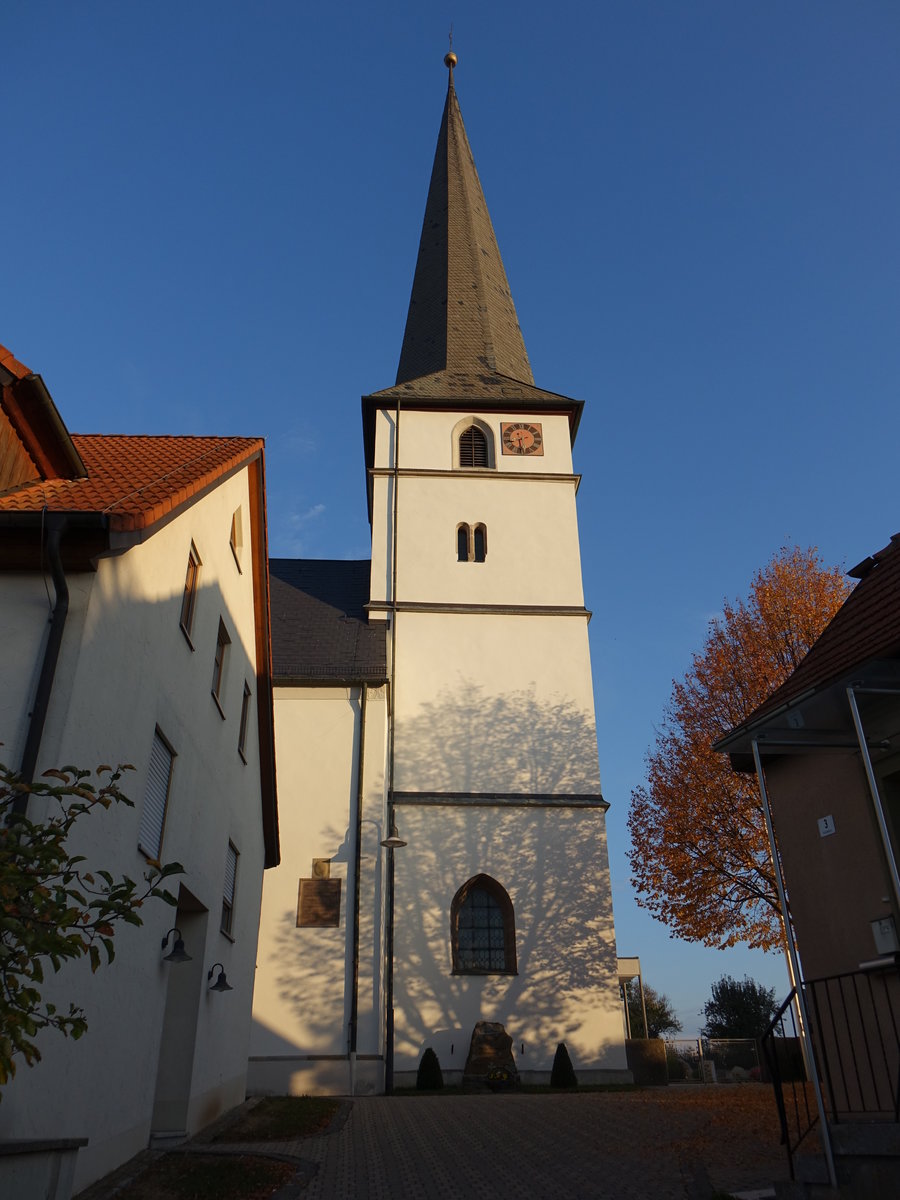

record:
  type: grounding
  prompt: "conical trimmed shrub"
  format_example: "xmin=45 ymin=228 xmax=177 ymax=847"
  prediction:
xmin=416 ymin=1046 xmax=444 ymax=1090
xmin=550 ymin=1041 xmax=577 ymax=1088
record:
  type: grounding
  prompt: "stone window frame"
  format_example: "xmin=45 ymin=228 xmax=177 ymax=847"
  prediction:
xmin=456 ymin=521 xmax=487 ymax=563
xmin=450 ymin=873 xmax=518 ymax=975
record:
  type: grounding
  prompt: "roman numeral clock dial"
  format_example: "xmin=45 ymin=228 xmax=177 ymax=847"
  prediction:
xmin=500 ymin=422 xmax=543 ymax=456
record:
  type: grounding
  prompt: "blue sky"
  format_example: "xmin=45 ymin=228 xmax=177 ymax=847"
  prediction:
xmin=5 ymin=2 xmax=899 ymax=1036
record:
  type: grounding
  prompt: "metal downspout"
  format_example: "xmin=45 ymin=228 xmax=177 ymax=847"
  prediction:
xmin=751 ymin=739 xmax=837 ymax=1189
xmin=16 ymin=515 xmax=69 ymax=813
xmin=384 ymin=399 xmax=400 ymax=1094
xmin=847 ymin=686 xmax=900 ymax=910
xmin=348 ymin=683 xmax=368 ymax=1095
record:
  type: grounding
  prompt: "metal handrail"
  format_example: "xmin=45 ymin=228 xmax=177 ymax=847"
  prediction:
xmin=761 ymin=989 xmax=819 ymax=1180
xmin=763 ymin=965 xmax=900 ymax=1179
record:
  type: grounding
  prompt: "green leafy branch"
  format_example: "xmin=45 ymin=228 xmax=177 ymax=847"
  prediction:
xmin=0 ymin=760 xmax=183 ymax=1093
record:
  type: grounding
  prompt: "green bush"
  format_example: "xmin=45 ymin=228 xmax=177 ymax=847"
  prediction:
xmin=550 ymin=1041 xmax=577 ymax=1088
xmin=416 ymin=1047 xmax=444 ymax=1090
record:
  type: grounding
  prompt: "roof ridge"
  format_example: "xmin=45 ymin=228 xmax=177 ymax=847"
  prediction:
xmin=100 ymin=435 xmax=256 ymax=514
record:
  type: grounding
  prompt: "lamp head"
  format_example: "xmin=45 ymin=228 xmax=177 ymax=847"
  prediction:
xmin=161 ymin=927 xmax=192 ymax=964
xmin=207 ymin=963 xmax=233 ymax=992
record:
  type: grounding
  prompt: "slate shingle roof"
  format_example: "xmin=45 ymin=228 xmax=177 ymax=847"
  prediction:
xmin=269 ymin=558 xmax=387 ymax=684
xmin=395 ymin=69 xmax=533 ymax=387
xmin=369 ymin=369 xmax=580 ymax=407
xmin=0 ymin=433 xmax=264 ymax=531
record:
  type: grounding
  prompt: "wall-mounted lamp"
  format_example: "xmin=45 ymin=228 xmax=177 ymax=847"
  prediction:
xmin=380 ymin=819 xmax=407 ymax=849
xmin=207 ymin=963 xmax=233 ymax=992
xmin=161 ymin=927 xmax=192 ymax=964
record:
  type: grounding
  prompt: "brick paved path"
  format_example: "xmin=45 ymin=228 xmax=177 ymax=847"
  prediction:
xmin=223 ymin=1090 xmax=789 ymax=1199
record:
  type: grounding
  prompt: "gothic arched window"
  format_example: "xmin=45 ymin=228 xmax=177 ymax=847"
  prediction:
xmin=458 ymin=425 xmax=489 ymax=468
xmin=450 ymin=874 xmax=517 ymax=975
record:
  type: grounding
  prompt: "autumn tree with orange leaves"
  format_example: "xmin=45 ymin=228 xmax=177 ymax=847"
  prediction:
xmin=628 ymin=546 xmax=851 ymax=950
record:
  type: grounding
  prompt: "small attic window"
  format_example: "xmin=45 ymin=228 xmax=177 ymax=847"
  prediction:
xmin=230 ymin=507 xmax=243 ymax=571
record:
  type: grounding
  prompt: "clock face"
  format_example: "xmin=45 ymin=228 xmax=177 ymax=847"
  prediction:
xmin=500 ymin=421 xmax=544 ymax=456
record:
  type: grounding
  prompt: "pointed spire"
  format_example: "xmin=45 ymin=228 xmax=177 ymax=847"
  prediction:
xmin=395 ymin=55 xmax=534 ymax=387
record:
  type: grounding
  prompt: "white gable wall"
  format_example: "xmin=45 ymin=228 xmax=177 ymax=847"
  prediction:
xmin=0 ymin=468 xmax=270 ymax=1193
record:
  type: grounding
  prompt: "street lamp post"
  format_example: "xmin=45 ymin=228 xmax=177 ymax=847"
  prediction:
xmin=381 ymin=812 xmax=407 ymax=1094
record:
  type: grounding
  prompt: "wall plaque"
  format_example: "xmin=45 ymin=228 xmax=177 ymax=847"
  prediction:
xmin=297 ymin=878 xmax=341 ymax=927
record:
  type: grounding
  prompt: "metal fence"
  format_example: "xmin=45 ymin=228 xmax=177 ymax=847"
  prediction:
xmin=665 ymin=1037 xmax=760 ymax=1083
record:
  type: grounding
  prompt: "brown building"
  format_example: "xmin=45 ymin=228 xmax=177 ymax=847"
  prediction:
xmin=719 ymin=534 xmax=900 ymax=1189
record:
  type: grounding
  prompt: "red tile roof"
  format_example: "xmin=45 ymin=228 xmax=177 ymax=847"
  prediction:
xmin=0 ymin=433 xmax=264 ymax=532
xmin=742 ymin=534 xmax=900 ymax=724
xmin=0 ymin=343 xmax=31 ymax=380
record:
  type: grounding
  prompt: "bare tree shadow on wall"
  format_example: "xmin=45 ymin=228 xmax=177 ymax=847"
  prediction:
xmin=253 ymin=815 xmax=384 ymax=1060
xmin=394 ymin=681 xmax=602 ymax=796
xmin=390 ymin=683 xmax=621 ymax=1068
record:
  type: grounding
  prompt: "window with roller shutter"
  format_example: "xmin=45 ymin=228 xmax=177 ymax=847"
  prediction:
xmin=138 ymin=729 xmax=175 ymax=861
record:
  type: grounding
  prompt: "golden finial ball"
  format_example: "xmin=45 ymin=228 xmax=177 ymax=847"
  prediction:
xmin=444 ymin=52 xmax=458 ymax=69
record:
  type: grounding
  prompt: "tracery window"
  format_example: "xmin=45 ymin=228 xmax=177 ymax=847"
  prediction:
xmin=451 ymin=874 xmax=517 ymax=974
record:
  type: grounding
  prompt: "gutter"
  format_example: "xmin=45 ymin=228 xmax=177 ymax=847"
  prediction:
xmin=15 ymin=515 xmax=69 ymax=812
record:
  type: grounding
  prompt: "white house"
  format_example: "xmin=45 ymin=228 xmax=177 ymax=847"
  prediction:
xmin=0 ymin=343 xmax=279 ymax=1194
xmin=249 ymin=56 xmax=627 ymax=1094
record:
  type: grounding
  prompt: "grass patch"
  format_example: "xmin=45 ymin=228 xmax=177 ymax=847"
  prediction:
xmin=216 ymin=1096 xmax=340 ymax=1142
xmin=115 ymin=1153 xmax=296 ymax=1200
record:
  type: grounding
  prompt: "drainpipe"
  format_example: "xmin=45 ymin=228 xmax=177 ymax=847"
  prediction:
xmin=15 ymin=514 xmax=69 ymax=813
xmin=384 ymin=399 xmax=400 ymax=1094
xmin=846 ymin=686 xmax=900 ymax=911
xmin=348 ymin=683 xmax=368 ymax=1096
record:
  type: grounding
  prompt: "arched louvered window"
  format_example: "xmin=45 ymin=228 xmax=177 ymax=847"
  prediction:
xmin=458 ymin=425 xmax=489 ymax=468
xmin=451 ymin=874 xmax=517 ymax=974
xmin=473 ymin=524 xmax=487 ymax=563
xmin=457 ymin=524 xmax=470 ymax=562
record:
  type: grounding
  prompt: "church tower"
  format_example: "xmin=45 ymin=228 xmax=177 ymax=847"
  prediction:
xmin=364 ymin=55 xmax=626 ymax=1085
xmin=249 ymin=55 xmax=626 ymax=1096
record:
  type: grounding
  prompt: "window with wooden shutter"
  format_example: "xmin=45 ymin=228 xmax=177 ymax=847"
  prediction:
xmin=221 ymin=842 xmax=238 ymax=936
xmin=212 ymin=618 xmax=230 ymax=713
xmin=180 ymin=543 xmax=201 ymax=643
xmin=230 ymin=507 xmax=243 ymax=571
xmin=458 ymin=426 xmax=489 ymax=468
xmin=238 ymin=682 xmax=252 ymax=761
xmin=138 ymin=729 xmax=175 ymax=861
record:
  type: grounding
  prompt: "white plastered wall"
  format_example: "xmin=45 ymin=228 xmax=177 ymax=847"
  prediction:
xmin=392 ymin=612 xmax=600 ymax=795
xmin=391 ymin=804 xmax=626 ymax=1083
xmin=248 ymin=684 xmax=388 ymax=1096
xmin=0 ymin=468 xmax=269 ymax=1192
xmin=369 ymin=401 xmax=626 ymax=1085
xmin=369 ymin=409 xmax=583 ymax=609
